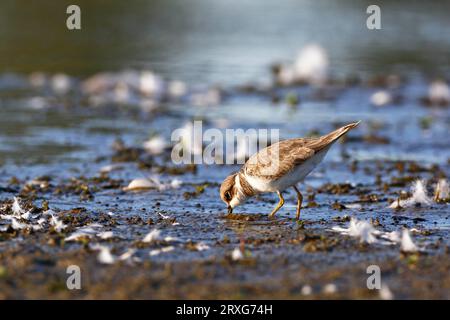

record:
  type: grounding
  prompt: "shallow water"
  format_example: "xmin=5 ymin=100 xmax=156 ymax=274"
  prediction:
xmin=0 ymin=1 xmax=449 ymax=299
xmin=0 ymin=71 xmax=449 ymax=297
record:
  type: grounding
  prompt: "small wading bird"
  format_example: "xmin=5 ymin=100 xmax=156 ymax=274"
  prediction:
xmin=220 ymin=121 xmax=360 ymax=220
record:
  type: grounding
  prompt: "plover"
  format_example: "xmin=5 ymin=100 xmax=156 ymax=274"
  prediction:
xmin=220 ymin=121 xmax=360 ymax=219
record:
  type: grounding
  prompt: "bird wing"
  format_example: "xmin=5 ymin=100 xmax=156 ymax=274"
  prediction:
xmin=242 ymin=138 xmax=316 ymax=179
xmin=242 ymin=121 xmax=360 ymax=180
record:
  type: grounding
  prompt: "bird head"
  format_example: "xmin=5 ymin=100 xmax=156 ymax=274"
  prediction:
xmin=220 ymin=172 xmax=246 ymax=214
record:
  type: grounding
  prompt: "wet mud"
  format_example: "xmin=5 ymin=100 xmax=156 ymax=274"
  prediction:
xmin=0 ymin=71 xmax=449 ymax=299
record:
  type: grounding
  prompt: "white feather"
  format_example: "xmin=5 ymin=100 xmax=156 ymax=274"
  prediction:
xmin=323 ymin=283 xmax=337 ymax=294
xmin=428 ymin=80 xmax=450 ymax=104
xmin=65 ymin=224 xmax=103 ymax=242
xmin=46 ymin=210 xmax=67 ymax=232
xmin=435 ymin=179 xmax=449 ymax=200
xmin=400 ymin=229 xmax=418 ymax=253
xmin=370 ymin=90 xmax=392 ymax=107
xmin=331 ymin=218 xmax=377 ymax=244
xmin=124 ymin=176 xmax=182 ymax=191
xmin=301 ymin=285 xmax=312 ymax=296
xmin=294 ymin=44 xmax=329 ymax=85
xmin=149 ymin=246 xmax=175 ymax=256
xmin=94 ymin=245 xmax=116 ymax=264
xmin=11 ymin=197 xmax=31 ymax=220
xmin=195 ymin=242 xmax=210 ymax=251
xmin=231 ymin=248 xmax=244 ymax=261
xmin=143 ymin=135 xmax=168 ymax=155
xmin=142 ymin=229 xmax=161 ymax=243
xmin=380 ymin=284 xmax=394 ymax=300
xmin=389 ymin=180 xmax=432 ymax=209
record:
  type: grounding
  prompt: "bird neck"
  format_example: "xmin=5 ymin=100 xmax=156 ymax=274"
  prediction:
xmin=237 ymin=172 xmax=256 ymax=197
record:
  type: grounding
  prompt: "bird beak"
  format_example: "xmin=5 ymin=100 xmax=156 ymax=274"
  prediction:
xmin=227 ymin=206 xmax=233 ymax=214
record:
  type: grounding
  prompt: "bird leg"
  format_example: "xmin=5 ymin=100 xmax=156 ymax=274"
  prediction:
xmin=269 ymin=191 xmax=284 ymax=218
xmin=293 ymin=185 xmax=303 ymax=220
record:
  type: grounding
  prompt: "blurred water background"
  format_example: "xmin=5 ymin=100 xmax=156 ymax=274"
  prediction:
xmin=0 ymin=0 xmax=449 ymax=169
xmin=1 ymin=0 xmax=450 ymax=85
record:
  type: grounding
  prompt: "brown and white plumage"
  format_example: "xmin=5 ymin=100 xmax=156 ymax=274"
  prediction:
xmin=220 ymin=121 xmax=360 ymax=219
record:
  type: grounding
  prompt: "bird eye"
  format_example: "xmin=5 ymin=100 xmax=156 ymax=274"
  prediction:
xmin=225 ymin=191 xmax=231 ymax=201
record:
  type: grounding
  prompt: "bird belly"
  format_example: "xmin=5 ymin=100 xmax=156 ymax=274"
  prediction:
xmin=273 ymin=159 xmax=319 ymax=191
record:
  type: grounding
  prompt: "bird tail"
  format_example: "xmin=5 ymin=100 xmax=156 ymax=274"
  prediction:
xmin=328 ymin=121 xmax=361 ymax=141
xmin=308 ymin=121 xmax=361 ymax=151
